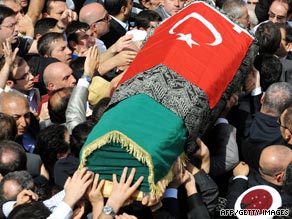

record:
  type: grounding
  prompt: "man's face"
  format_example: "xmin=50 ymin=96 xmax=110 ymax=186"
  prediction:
xmin=268 ymin=1 xmax=288 ymax=23
xmin=19 ymin=0 xmax=28 ymax=8
xmin=0 ymin=16 xmax=19 ymax=44
xmin=2 ymin=98 xmax=30 ymax=136
xmin=237 ymin=6 xmax=250 ymax=28
xmin=50 ymin=38 xmax=72 ymax=64
xmin=11 ymin=60 xmax=34 ymax=94
xmin=4 ymin=1 xmax=24 ymax=21
xmin=162 ymin=0 xmax=185 ymax=16
xmin=53 ymin=65 xmax=76 ymax=89
xmin=91 ymin=9 xmax=111 ymax=37
xmin=75 ymin=30 xmax=95 ymax=54
xmin=276 ymin=28 xmax=289 ymax=58
xmin=124 ymin=0 xmax=133 ymax=20
xmin=46 ymin=1 xmax=68 ymax=20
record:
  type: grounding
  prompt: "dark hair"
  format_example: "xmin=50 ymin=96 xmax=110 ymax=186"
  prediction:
xmin=35 ymin=124 xmax=69 ymax=179
xmin=0 ymin=170 xmax=34 ymax=202
xmin=91 ymin=97 xmax=111 ymax=124
xmin=276 ymin=22 xmax=292 ymax=43
xmin=66 ymin=21 xmax=89 ymax=49
xmin=70 ymin=121 xmax=95 ymax=157
xmin=69 ymin=56 xmax=86 ymax=80
xmin=255 ymin=21 xmax=281 ymax=54
xmin=48 ymin=87 xmax=73 ymax=124
xmin=0 ymin=113 xmax=17 ymax=141
xmin=0 ymin=5 xmax=16 ymax=25
xmin=34 ymin=18 xmax=58 ymax=38
xmin=37 ymin=32 xmax=66 ymax=57
xmin=254 ymin=53 xmax=282 ymax=91
xmin=0 ymin=140 xmax=27 ymax=176
xmin=104 ymin=0 xmax=128 ymax=16
xmin=135 ymin=10 xmax=161 ymax=30
xmin=7 ymin=201 xmax=51 ymax=219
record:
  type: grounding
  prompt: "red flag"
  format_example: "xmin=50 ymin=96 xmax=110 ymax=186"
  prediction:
xmin=119 ymin=1 xmax=254 ymax=108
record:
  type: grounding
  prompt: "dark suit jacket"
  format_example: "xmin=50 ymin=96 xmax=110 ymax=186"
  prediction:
xmin=226 ymin=169 xmax=284 ymax=210
xmin=100 ymin=18 xmax=127 ymax=48
xmin=241 ymin=112 xmax=286 ymax=170
xmin=280 ymin=58 xmax=292 ymax=85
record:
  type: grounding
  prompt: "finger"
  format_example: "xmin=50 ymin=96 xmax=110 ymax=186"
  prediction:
xmin=12 ymin=48 xmax=19 ymax=58
xmin=64 ymin=176 xmax=72 ymax=188
xmin=112 ymin=173 xmax=117 ymax=184
xmin=92 ymin=173 xmax=99 ymax=189
xmin=129 ymin=176 xmax=144 ymax=193
xmin=97 ymin=179 xmax=105 ymax=191
xmin=120 ymin=166 xmax=128 ymax=183
xmin=126 ymin=168 xmax=136 ymax=185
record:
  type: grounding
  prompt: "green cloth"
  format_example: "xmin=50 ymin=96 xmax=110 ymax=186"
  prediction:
xmin=80 ymin=94 xmax=188 ymax=194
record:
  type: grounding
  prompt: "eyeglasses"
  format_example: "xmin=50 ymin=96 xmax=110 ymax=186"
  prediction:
xmin=247 ymin=1 xmax=258 ymax=5
xmin=277 ymin=117 xmax=292 ymax=133
xmin=14 ymin=70 xmax=32 ymax=81
xmin=91 ymin=14 xmax=110 ymax=25
xmin=268 ymin=11 xmax=286 ymax=21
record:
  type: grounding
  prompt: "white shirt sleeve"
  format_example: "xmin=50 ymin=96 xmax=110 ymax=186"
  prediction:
xmin=46 ymin=201 xmax=73 ymax=219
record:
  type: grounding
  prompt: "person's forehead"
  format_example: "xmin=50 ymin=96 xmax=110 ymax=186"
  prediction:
xmin=5 ymin=2 xmax=21 ymax=11
xmin=270 ymin=1 xmax=289 ymax=13
xmin=2 ymin=98 xmax=29 ymax=113
xmin=49 ymin=0 xmax=67 ymax=9
xmin=2 ymin=15 xmax=16 ymax=24
xmin=52 ymin=38 xmax=67 ymax=48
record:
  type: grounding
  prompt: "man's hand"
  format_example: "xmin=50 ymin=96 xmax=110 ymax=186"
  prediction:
xmin=113 ymin=50 xmax=137 ymax=67
xmin=233 ymin=161 xmax=249 ymax=177
xmin=15 ymin=189 xmax=38 ymax=207
xmin=84 ymin=45 xmax=100 ymax=78
xmin=194 ymin=138 xmax=210 ymax=173
xmin=106 ymin=167 xmax=144 ymax=213
xmin=58 ymin=9 xmax=78 ymax=27
xmin=110 ymin=35 xmax=134 ymax=54
xmin=168 ymin=157 xmax=189 ymax=188
xmin=244 ymin=66 xmax=260 ymax=94
xmin=63 ymin=168 xmax=93 ymax=208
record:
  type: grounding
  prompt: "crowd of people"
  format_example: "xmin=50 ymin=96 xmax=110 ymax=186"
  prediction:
xmin=0 ymin=0 xmax=291 ymax=218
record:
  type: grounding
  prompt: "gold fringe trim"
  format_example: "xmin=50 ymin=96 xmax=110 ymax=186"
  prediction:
xmin=80 ymin=130 xmax=185 ymax=198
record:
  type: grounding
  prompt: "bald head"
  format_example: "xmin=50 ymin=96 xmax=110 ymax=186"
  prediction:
xmin=259 ymin=145 xmax=292 ymax=185
xmin=43 ymin=62 xmax=76 ymax=91
xmin=79 ymin=2 xmax=106 ymax=25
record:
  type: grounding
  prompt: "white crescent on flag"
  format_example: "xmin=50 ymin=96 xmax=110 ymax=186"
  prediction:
xmin=169 ymin=12 xmax=223 ymax=47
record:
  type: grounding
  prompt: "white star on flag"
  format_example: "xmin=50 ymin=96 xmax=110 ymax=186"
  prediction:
xmin=176 ymin=33 xmax=199 ymax=48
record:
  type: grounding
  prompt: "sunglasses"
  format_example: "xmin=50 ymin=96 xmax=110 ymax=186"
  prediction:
xmin=268 ymin=11 xmax=286 ymax=21
xmin=91 ymin=14 xmax=110 ymax=25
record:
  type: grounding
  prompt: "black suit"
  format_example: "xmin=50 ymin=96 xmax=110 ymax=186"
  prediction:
xmin=226 ymin=169 xmax=292 ymax=210
xmin=280 ymin=58 xmax=292 ymax=85
xmin=241 ymin=111 xmax=286 ymax=170
xmin=100 ymin=18 xmax=127 ymax=48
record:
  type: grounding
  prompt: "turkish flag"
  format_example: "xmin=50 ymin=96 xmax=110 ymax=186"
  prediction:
xmin=119 ymin=1 xmax=254 ymax=108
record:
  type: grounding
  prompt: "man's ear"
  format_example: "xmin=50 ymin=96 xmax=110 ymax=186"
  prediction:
xmin=42 ymin=12 xmax=49 ymax=18
xmin=287 ymin=42 xmax=292 ymax=52
xmin=276 ymin=172 xmax=285 ymax=183
xmin=285 ymin=128 xmax=292 ymax=141
xmin=47 ymin=82 xmax=55 ymax=91
xmin=121 ymin=5 xmax=126 ymax=14
xmin=260 ymin=93 xmax=265 ymax=105
xmin=6 ymin=80 xmax=14 ymax=88
xmin=68 ymin=40 xmax=77 ymax=51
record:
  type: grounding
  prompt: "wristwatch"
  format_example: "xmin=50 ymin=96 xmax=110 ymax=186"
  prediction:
xmin=102 ymin=205 xmax=116 ymax=217
xmin=81 ymin=74 xmax=92 ymax=83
